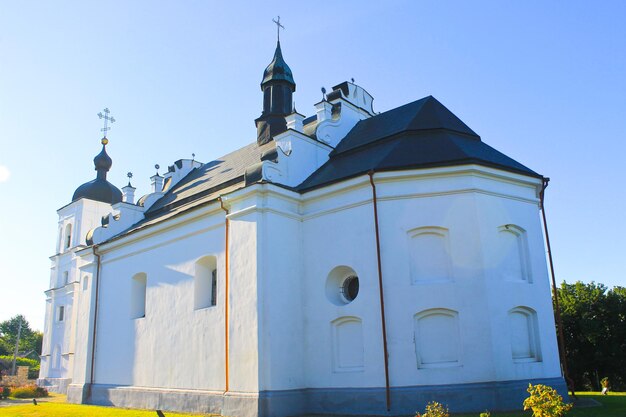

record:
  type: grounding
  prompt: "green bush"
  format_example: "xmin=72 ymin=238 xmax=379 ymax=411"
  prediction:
xmin=523 ymin=384 xmax=572 ymax=417
xmin=415 ymin=401 xmax=450 ymax=417
xmin=10 ymin=385 xmax=48 ymax=398
xmin=0 ymin=355 xmax=40 ymax=379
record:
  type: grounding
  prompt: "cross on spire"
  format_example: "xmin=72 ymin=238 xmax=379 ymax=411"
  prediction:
xmin=272 ymin=16 xmax=284 ymax=42
xmin=97 ymin=108 xmax=116 ymax=141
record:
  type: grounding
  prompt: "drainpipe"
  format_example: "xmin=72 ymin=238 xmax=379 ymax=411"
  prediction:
xmin=539 ymin=178 xmax=575 ymax=398
xmin=87 ymin=245 xmax=101 ymax=400
xmin=368 ymin=171 xmax=391 ymax=411
xmin=218 ymin=197 xmax=230 ymax=393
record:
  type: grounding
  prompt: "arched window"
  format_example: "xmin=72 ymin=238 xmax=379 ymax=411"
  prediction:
xmin=64 ymin=223 xmax=72 ymax=249
xmin=508 ymin=306 xmax=541 ymax=362
xmin=414 ymin=309 xmax=461 ymax=368
xmin=331 ymin=316 xmax=365 ymax=372
xmin=130 ymin=273 xmax=147 ymax=319
xmin=498 ymin=225 xmax=531 ymax=282
xmin=194 ymin=256 xmax=217 ymax=309
xmin=407 ymin=227 xmax=453 ymax=284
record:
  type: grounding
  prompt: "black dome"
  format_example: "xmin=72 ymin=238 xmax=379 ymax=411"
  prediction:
xmin=72 ymin=178 xmax=122 ymax=204
xmin=71 ymin=140 xmax=122 ymax=204
xmin=94 ymin=146 xmax=113 ymax=171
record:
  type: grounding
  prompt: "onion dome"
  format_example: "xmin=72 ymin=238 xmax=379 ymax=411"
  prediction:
xmin=72 ymin=138 xmax=122 ymax=204
xmin=261 ymin=41 xmax=295 ymax=90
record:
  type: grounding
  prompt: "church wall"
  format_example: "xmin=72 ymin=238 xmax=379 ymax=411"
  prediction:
xmin=46 ymin=169 xmax=563 ymax=416
xmin=92 ymin=212 xmax=229 ymax=391
xmin=376 ymin=192 xmax=497 ymax=387
xmin=472 ymin=191 xmax=562 ymax=381
xmin=40 ymin=198 xmax=123 ymax=393
xmin=66 ymin=255 xmax=98 ymax=393
xmin=302 ymin=184 xmax=387 ymax=389
xmin=298 ymin=167 xmax=562 ymax=392
xmin=256 ymin=192 xmax=306 ymax=391
xmin=227 ymin=198 xmax=261 ymax=393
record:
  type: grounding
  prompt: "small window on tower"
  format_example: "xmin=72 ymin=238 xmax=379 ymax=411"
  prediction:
xmin=65 ymin=223 xmax=72 ymax=249
xmin=58 ymin=306 xmax=65 ymax=322
xmin=63 ymin=271 xmax=69 ymax=285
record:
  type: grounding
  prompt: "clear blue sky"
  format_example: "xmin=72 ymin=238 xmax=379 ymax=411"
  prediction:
xmin=1 ymin=1 xmax=624 ymax=330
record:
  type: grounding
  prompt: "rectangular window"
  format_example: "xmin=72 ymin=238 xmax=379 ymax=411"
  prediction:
xmin=194 ymin=257 xmax=217 ymax=310
xmin=211 ymin=269 xmax=217 ymax=306
xmin=58 ymin=306 xmax=65 ymax=322
xmin=131 ymin=273 xmax=147 ymax=319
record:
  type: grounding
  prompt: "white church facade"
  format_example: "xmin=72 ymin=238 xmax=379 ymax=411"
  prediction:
xmin=39 ymin=40 xmax=566 ymax=417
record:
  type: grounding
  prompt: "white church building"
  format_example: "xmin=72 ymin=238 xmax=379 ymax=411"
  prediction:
xmin=39 ymin=39 xmax=566 ymax=417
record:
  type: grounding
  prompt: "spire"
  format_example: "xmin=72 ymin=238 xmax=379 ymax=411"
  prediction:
xmin=255 ymin=19 xmax=296 ymax=145
xmin=261 ymin=41 xmax=295 ymax=89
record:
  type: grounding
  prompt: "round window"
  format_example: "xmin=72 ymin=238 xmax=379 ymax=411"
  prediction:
xmin=341 ymin=276 xmax=359 ymax=302
xmin=325 ymin=266 xmax=360 ymax=306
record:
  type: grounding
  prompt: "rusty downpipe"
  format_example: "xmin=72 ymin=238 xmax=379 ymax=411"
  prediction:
xmin=87 ymin=245 xmax=101 ymax=400
xmin=368 ymin=171 xmax=391 ymax=411
xmin=218 ymin=197 xmax=230 ymax=393
xmin=540 ymin=178 xmax=575 ymax=398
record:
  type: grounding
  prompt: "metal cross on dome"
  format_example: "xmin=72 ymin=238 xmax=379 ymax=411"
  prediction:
xmin=272 ymin=16 xmax=284 ymax=41
xmin=97 ymin=108 xmax=116 ymax=139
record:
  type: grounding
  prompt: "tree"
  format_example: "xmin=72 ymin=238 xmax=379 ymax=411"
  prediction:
xmin=0 ymin=315 xmax=41 ymax=356
xmin=558 ymin=281 xmax=626 ymax=391
xmin=0 ymin=338 xmax=11 ymax=356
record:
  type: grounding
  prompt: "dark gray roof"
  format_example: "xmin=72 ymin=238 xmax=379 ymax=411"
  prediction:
xmin=121 ymin=141 xmax=275 ymax=234
xmin=73 ymin=178 xmax=123 ymax=204
xmin=102 ymin=95 xmax=539 ymax=243
xmin=298 ymin=96 xmax=539 ymax=191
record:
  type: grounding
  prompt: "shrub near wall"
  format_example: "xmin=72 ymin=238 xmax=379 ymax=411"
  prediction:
xmin=10 ymin=385 xmax=48 ymax=398
xmin=0 ymin=356 xmax=40 ymax=379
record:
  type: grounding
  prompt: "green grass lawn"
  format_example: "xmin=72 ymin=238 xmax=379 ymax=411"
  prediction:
xmin=0 ymin=393 xmax=211 ymax=417
xmin=451 ymin=392 xmax=626 ymax=417
xmin=0 ymin=392 xmax=623 ymax=417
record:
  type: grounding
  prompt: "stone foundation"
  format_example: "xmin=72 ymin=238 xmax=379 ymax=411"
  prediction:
xmin=69 ymin=377 xmax=567 ymax=417
xmin=1 ymin=366 xmax=30 ymax=386
xmin=37 ymin=377 xmax=72 ymax=394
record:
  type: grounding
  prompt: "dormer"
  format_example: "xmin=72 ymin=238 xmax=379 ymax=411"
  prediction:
xmin=314 ymin=81 xmax=376 ymax=148
xmin=163 ymin=159 xmax=203 ymax=192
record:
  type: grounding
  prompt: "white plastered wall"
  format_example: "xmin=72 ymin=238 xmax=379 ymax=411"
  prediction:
xmin=41 ymin=198 xmax=116 ymax=384
xmin=89 ymin=196 xmax=260 ymax=393
xmin=289 ymin=166 xmax=562 ymax=390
